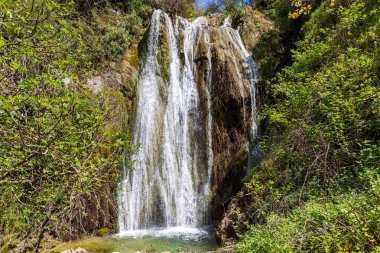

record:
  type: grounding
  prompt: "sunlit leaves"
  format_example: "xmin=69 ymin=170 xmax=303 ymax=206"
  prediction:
xmin=238 ymin=0 xmax=380 ymax=251
xmin=0 ymin=0 xmax=132 ymax=241
xmin=288 ymin=0 xmax=312 ymax=19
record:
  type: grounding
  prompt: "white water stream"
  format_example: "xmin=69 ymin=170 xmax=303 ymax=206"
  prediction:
xmin=118 ymin=10 xmax=258 ymax=237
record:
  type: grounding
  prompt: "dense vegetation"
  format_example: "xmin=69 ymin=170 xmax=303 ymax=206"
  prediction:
xmin=235 ymin=0 xmax=380 ymax=252
xmin=0 ymin=0 xmax=135 ymax=251
xmin=1 ymin=0 xmax=379 ymax=252
xmin=0 ymin=0 xmax=194 ymax=251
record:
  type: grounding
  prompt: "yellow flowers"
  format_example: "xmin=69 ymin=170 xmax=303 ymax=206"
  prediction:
xmin=288 ymin=0 xmax=312 ymax=19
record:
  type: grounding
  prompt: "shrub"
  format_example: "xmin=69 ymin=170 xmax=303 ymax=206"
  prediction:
xmin=236 ymin=0 xmax=380 ymax=251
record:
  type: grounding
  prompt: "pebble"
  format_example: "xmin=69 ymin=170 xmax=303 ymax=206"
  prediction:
xmin=60 ymin=247 xmax=87 ymax=253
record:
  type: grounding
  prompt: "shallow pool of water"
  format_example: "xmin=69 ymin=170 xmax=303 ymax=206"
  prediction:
xmin=52 ymin=227 xmax=218 ymax=253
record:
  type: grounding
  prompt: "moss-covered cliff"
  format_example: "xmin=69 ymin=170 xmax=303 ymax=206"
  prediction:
xmin=132 ymin=7 xmax=286 ymax=235
xmin=60 ymin=5 xmax=286 ymax=244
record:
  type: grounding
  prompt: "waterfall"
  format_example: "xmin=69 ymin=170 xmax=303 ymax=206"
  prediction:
xmin=118 ymin=10 xmax=259 ymax=236
xmin=222 ymin=16 xmax=260 ymax=159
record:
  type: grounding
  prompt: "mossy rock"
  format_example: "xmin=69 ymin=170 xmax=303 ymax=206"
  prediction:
xmin=238 ymin=7 xmax=285 ymax=80
xmin=96 ymin=228 xmax=111 ymax=237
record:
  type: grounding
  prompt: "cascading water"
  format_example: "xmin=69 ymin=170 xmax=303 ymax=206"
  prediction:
xmin=222 ymin=16 xmax=260 ymax=161
xmin=118 ymin=10 xmax=259 ymax=237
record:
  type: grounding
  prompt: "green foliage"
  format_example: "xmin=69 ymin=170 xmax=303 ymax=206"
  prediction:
xmin=236 ymin=156 xmax=380 ymax=252
xmin=147 ymin=0 xmax=197 ymax=17
xmin=236 ymin=0 xmax=380 ymax=251
xmin=0 ymin=0 xmax=132 ymax=247
xmin=86 ymin=9 xmax=139 ymax=65
xmin=221 ymin=0 xmax=245 ymax=15
xmin=0 ymin=0 xmax=86 ymax=79
xmin=205 ymin=3 xmax=221 ymax=14
xmin=80 ymin=1 xmax=153 ymax=67
xmin=205 ymin=0 xmax=251 ymax=16
xmin=237 ymin=183 xmax=380 ymax=252
xmin=266 ymin=0 xmax=294 ymax=26
xmin=265 ymin=0 xmax=379 ymax=189
xmin=0 ymin=81 xmax=129 ymax=233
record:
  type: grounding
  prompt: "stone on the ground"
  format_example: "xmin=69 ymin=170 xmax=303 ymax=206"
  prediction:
xmin=60 ymin=247 xmax=87 ymax=253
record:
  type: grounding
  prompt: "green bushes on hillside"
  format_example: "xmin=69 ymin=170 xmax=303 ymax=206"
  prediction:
xmin=237 ymin=0 xmax=380 ymax=251
xmin=86 ymin=0 xmax=155 ymax=65
xmin=0 ymin=0 xmax=134 ymax=250
xmin=237 ymin=189 xmax=380 ymax=252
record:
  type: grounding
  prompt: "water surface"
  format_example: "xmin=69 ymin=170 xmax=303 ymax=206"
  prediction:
xmin=53 ymin=228 xmax=217 ymax=253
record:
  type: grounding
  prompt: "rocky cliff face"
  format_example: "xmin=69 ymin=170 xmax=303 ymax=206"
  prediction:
xmin=127 ymin=11 xmax=255 ymax=228
xmin=133 ymin=10 xmax=264 ymax=227
xmin=238 ymin=8 xmax=286 ymax=113
xmin=84 ymin=5 xmax=284 ymax=239
xmin=203 ymin=20 xmax=253 ymax=223
xmin=215 ymin=7 xmax=287 ymax=243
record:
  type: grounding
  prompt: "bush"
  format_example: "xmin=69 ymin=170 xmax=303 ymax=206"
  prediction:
xmin=235 ymin=0 xmax=380 ymax=251
xmin=0 ymin=0 xmax=132 ymax=249
xmin=83 ymin=6 xmax=150 ymax=67
xmin=237 ymin=183 xmax=380 ymax=252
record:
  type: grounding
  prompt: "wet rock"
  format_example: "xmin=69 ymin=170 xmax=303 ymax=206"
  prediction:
xmin=141 ymin=11 xmax=257 ymax=228
xmin=193 ymin=23 xmax=252 ymax=224
xmin=238 ymin=6 xmax=285 ymax=108
xmin=213 ymin=7 xmax=287 ymax=243
xmin=86 ymin=43 xmax=139 ymax=94
xmin=215 ymin=197 xmax=248 ymax=243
